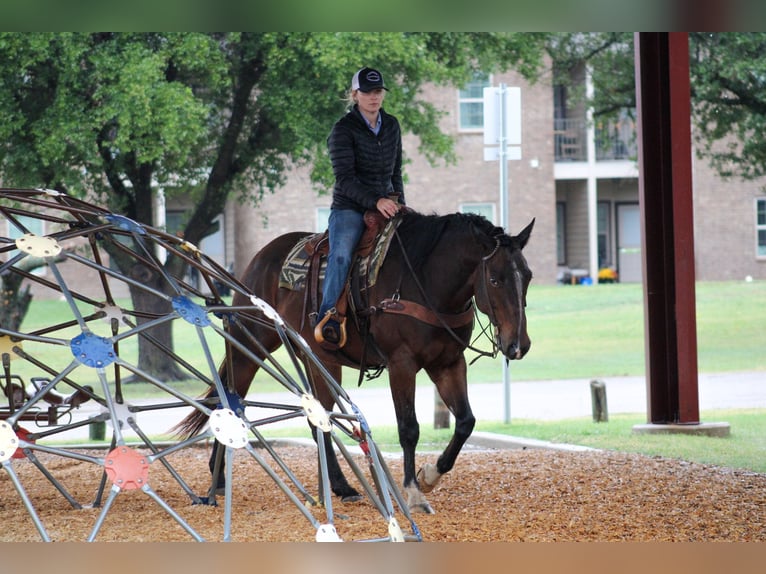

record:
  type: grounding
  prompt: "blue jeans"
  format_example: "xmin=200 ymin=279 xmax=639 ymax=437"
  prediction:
xmin=318 ymin=208 xmax=366 ymax=317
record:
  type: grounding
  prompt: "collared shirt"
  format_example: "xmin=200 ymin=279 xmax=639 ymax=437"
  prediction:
xmin=362 ymin=112 xmax=381 ymax=135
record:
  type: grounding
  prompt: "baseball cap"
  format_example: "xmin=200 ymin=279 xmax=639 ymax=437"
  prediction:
xmin=351 ymin=67 xmax=388 ymax=92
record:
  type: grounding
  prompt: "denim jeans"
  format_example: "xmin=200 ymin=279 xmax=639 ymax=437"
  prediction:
xmin=318 ymin=208 xmax=366 ymax=317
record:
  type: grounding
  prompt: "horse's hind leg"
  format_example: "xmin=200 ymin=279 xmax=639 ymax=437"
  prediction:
xmin=308 ymin=362 xmax=361 ymax=502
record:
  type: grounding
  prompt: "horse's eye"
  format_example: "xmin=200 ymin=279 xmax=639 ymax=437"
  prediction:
xmin=489 ymin=277 xmax=500 ymax=287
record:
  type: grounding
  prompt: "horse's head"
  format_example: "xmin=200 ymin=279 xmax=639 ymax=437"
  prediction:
xmin=473 ymin=218 xmax=534 ymax=361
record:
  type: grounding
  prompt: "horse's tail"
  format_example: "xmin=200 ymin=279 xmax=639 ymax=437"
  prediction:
xmin=172 ymin=367 xmax=226 ymax=439
xmin=172 ymin=389 xmax=214 ymax=439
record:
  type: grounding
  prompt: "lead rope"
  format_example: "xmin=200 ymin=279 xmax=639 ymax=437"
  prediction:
xmin=391 ymin=229 xmax=500 ymax=361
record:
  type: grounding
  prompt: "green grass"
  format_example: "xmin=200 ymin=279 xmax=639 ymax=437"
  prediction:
xmin=265 ymin=409 xmax=766 ymax=474
xmin=11 ymin=280 xmax=766 ymax=390
xmin=497 ymin=279 xmax=766 ymax=381
xmin=7 ymin=280 xmax=766 ymax=473
xmin=477 ymin=409 xmax=766 ymax=473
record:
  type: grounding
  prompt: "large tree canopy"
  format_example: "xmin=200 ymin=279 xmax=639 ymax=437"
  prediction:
xmin=0 ymin=32 xmax=547 ymax=378
xmin=0 ymin=32 xmax=548 ymax=244
xmin=689 ymin=32 xmax=766 ymax=180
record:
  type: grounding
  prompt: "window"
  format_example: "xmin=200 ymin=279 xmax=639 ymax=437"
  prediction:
xmin=458 ymin=72 xmax=490 ymax=131
xmin=757 ymin=198 xmax=766 ymax=258
xmin=460 ymin=202 xmax=495 ymax=224
xmin=6 ymin=214 xmax=44 ymax=240
xmin=556 ymin=202 xmax=566 ymax=265
xmin=6 ymin=215 xmax=46 ymax=275
xmin=166 ymin=210 xmax=224 ymax=264
xmin=165 ymin=210 xmax=187 ymax=238
xmin=597 ymin=201 xmax=611 ymax=268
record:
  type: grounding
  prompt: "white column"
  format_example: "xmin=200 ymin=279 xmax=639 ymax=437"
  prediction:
xmin=153 ymin=187 xmax=167 ymax=263
xmin=586 ymin=68 xmax=599 ymax=284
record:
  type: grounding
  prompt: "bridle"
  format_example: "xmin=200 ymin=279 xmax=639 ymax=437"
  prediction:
xmin=479 ymin=236 xmax=527 ymax=359
xmin=385 ymin=229 xmax=511 ymax=362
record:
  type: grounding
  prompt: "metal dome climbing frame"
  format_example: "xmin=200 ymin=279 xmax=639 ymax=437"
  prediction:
xmin=0 ymin=188 xmax=421 ymax=542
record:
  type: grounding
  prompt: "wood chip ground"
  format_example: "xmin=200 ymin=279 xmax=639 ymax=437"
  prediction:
xmin=1 ymin=444 xmax=764 ymax=542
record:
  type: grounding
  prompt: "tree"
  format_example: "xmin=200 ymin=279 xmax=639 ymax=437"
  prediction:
xmin=545 ymin=32 xmax=766 ymax=183
xmin=0 ymin=32 xmax=547 ymax=380
xmin=689 ymin=32 xmax=766 ymax=180
xmin=1 ymin=256 xmax=65 ymax=331
xmin=545 ymin=32 xmax=636 ymax=118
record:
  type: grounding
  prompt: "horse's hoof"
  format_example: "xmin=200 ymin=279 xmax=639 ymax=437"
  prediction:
xmin=404 ymin=484 xmax=435 ymax=514
xmin=416 ymin=463 xmax=442 ymax=494
xmin=334 ymin=485 xmax=362 ymax=502
xmin=409 ymin=502 xmax=435 ymax=515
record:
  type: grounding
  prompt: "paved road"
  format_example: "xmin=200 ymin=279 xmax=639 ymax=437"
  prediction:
xmin=35 ymin=370 xmax=765 ymax=444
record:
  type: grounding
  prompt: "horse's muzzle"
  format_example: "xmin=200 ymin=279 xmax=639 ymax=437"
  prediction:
xmin=503 ymin=339 xmax=529 ymax=361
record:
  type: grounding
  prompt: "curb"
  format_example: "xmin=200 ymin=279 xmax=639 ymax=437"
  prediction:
xmin=466 ymin=431 xmax=597 ymax=452
xmin=35 ymin=432 xmax=596 ymax=455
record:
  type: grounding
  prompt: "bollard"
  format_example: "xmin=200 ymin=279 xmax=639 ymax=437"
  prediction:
xmin=433 ymin=392 xmax=451 ymax=429
xmin=89 ymin=420 xmax=106 ymax=441
xmin=590 ymin=379 xmax=608 ymax=422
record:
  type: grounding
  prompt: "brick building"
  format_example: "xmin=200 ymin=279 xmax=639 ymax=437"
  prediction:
xmin=5 ymin=67 xmax=766 ymax=297
xmin=175 ymin=67 xmax=766 ymax=287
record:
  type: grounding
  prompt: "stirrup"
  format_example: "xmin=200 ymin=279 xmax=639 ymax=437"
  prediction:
xmin=314 ymin=310 xmax=347 ymax=349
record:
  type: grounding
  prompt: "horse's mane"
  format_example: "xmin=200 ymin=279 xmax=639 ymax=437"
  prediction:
xmin=395 ymin=210 xmax=508 ymax=270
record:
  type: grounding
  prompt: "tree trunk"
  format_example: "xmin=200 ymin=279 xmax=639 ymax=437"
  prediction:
xmin=127 ymin=260 xmax=185 ymax=382
xmin=0 ymin=277 xmax=32 ymax=332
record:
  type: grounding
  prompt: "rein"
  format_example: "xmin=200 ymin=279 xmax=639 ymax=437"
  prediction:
xmin=372 ymin=227 xmax=500 ymax=361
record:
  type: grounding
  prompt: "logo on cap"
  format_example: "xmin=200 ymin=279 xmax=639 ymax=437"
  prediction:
xmin=365 ymin=70 xmax=381 ymax=83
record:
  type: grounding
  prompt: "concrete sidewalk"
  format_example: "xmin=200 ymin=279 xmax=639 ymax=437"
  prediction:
xmin=298 ymin=370 xmax=765 ymax=438
xmin=36 ymin=370 xmax=765 ymax=444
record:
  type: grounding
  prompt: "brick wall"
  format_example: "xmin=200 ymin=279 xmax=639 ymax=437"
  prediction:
xmin=692 ymin=152 xmax=766 ymax=281
xmin=233 ymin=69 xmax=559 ymax=284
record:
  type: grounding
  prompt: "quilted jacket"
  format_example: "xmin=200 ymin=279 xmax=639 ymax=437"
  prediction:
xmin=327 ymin=105 xmax=405 ymax=213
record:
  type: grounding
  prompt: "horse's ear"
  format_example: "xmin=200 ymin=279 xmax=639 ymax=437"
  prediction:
xmin=515 ymin=218 xmax=535 ymax=250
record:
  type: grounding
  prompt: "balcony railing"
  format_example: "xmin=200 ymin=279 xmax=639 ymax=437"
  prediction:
xmin=554 ymin=118 xmax=586 ymax=161
xmin=554 ymin=117 xmax=637 ymax=162
xmin=595 ymin=115 xmax=637 ymax=160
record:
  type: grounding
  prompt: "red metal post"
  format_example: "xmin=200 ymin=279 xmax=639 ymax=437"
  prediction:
xmin=634 ymin=32 xmax=700 ymax=424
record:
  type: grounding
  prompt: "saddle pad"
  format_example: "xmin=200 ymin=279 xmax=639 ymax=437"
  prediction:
xmin=278 ymin=234 xmax=319 ymax=291
xmin=277 ymin=219 xmax=400 ymax=292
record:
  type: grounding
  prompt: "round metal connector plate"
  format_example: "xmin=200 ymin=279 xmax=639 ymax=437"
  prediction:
xmin=15 ymin=233 xmax=62 ymax=258
xmin=209 ymin=408 xmax=249 ymax=449
xmin=0 ymin=421 xmax=20 ymax=462
xmin=301 ymin=394 xmax=331 ymax=433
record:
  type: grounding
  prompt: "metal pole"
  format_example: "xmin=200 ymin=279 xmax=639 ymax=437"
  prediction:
xmin=634 ymin=32 xmax=700 ymax=424
xmin=499 ymin=84 xmax=511 ymax=424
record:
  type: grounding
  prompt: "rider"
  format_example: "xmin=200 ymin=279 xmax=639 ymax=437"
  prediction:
xmin=314 ymin=67 xmax=406 ymax=348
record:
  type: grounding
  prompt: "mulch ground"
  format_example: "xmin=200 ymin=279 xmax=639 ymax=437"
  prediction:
xmin=1 ymin=443 xmax=764 ymax=542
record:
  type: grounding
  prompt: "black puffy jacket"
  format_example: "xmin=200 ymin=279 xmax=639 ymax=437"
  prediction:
xmin=327 ymin=105 xmax=405 ymax=213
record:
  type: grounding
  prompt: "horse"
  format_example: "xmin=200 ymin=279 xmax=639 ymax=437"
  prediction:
xmin=177 ymin=210 xmax=534 ymax=513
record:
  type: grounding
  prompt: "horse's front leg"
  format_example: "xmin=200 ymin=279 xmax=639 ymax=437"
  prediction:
xmin=418 ymin=357 xmax=475 ymax=495
xmin=388 ymin=362 xmax=434 ymax=514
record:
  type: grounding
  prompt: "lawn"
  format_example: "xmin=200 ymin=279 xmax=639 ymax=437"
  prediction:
xmin=12 ymin=279 xmax=766 ymax=389
xmin=264 ymin=408 xmax=766 ymax=474
xmin=7 ymin=279 xmax=766 ymax=473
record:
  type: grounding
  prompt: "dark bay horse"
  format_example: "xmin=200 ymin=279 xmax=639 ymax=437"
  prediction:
xmin=179 ymin=210 xmax=534 ymax=513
